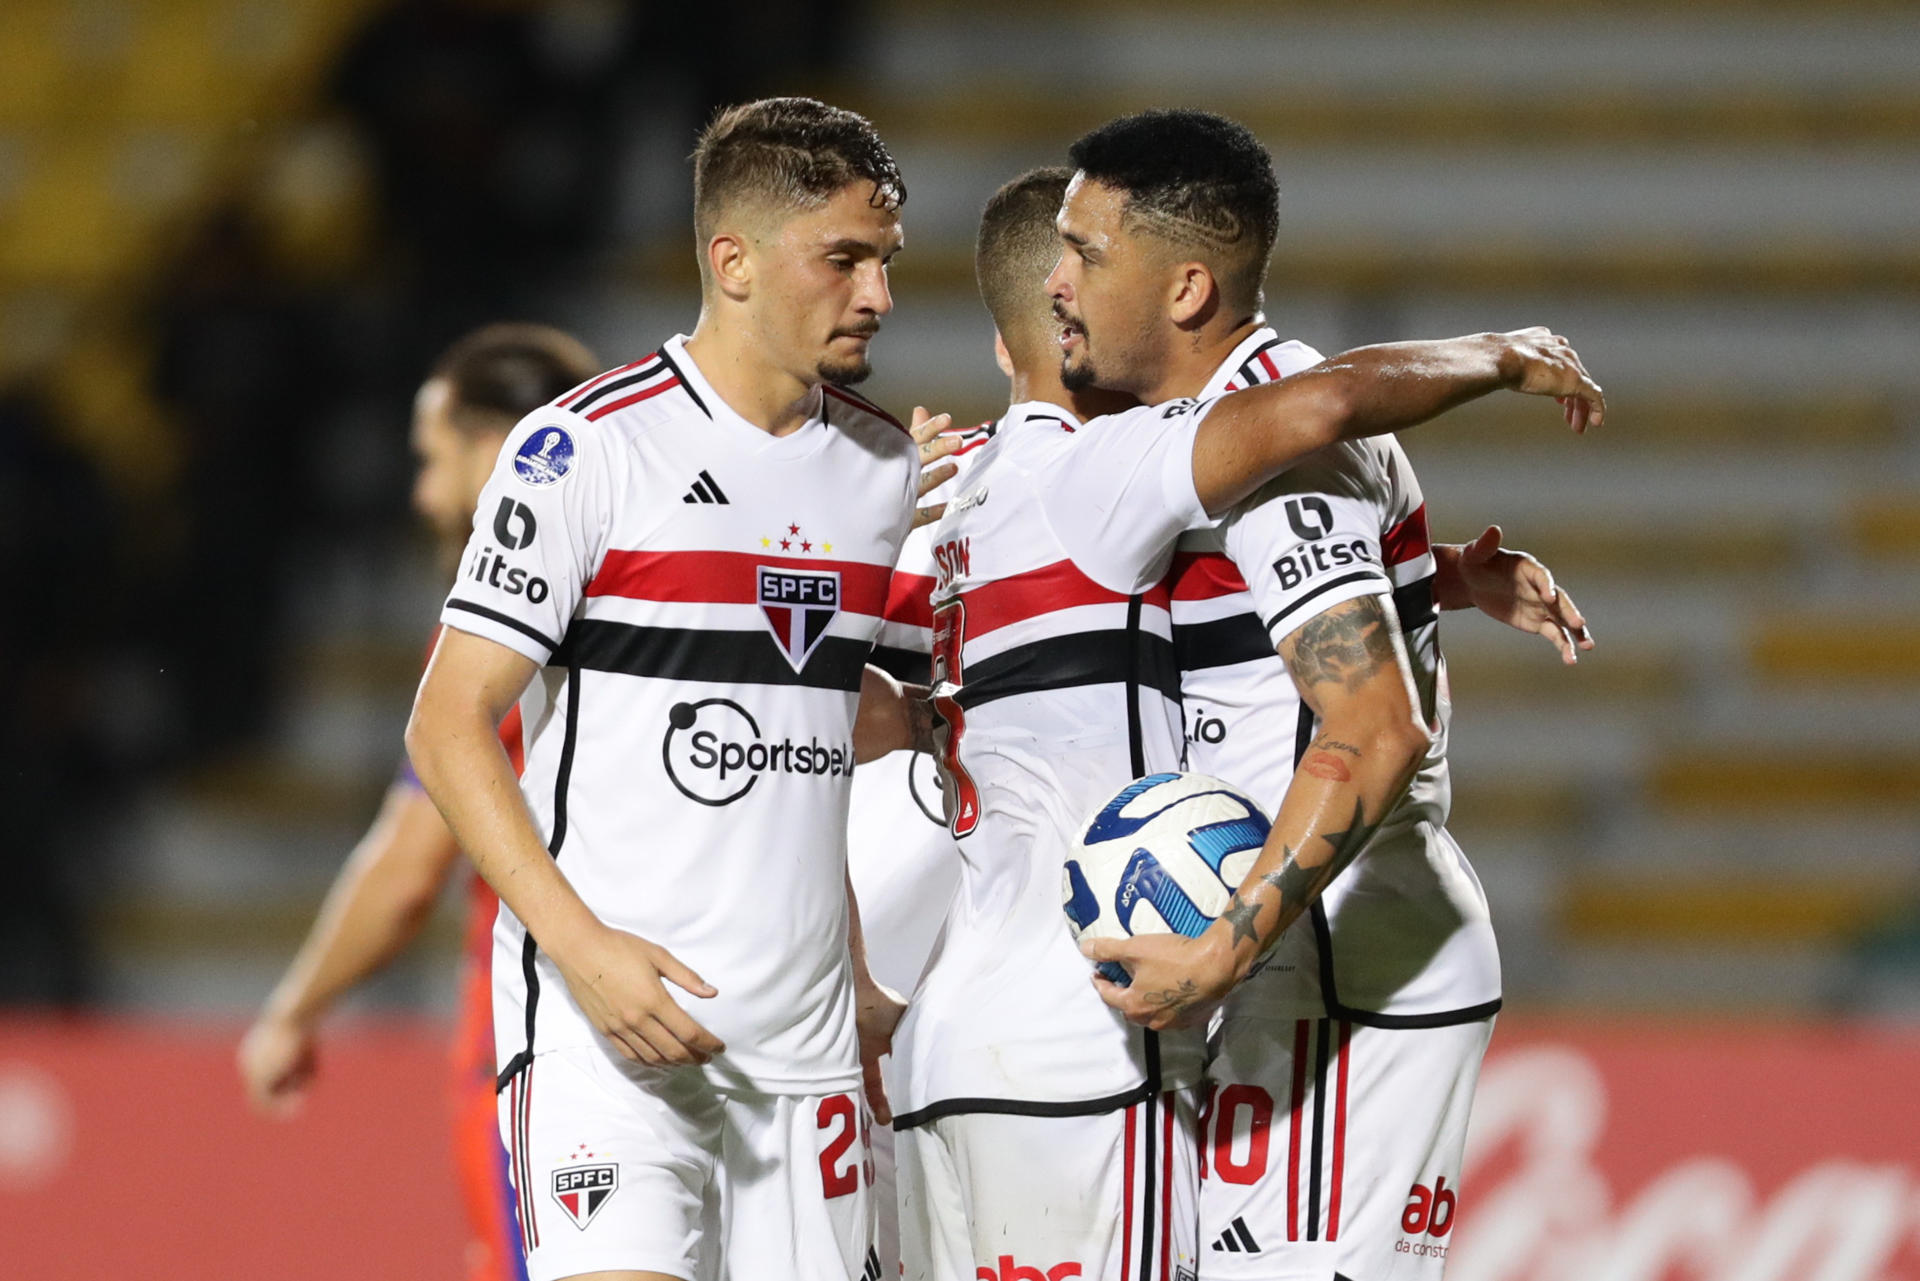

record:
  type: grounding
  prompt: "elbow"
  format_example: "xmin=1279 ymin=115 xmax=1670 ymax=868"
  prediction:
xmin=1370 ymin=715 xmax=1434 ymax=777
xmin=402 ymin=699 xmax=437 ymax=789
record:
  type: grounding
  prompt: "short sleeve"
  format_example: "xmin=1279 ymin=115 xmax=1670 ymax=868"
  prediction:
xmin=1043 ymin=397 xmax=1217 ymax=593
xmin=439 ymin=411 xmax=614 ymax=664
xmin=1221 ymin=446 xmax=1393 ymax=648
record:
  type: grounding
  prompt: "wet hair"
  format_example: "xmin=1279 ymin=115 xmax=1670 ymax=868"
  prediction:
xmin=429 ymin=323 xmax=600 ymax=434
xmin=975 ymin=167 xmax=1073 ymax=347
xmin=1067 ymin=108 xmax=1279 ymax=311
xmin=691 ymin=97 xmax=905 ymax=253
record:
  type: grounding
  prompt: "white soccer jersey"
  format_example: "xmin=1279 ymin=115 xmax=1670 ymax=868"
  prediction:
xmin=892 ymin=398 xmax=1216 ymax=1127
xmin=440 ymin=334 xmax=919 ymax=1096
xmin=847 ymin=421 xmax=989 ymax=998
xmin=1177 ymin=329 xmax=1501 ymax=1024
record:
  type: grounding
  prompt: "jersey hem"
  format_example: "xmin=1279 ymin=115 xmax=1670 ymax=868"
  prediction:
xmin=892 ymin=1079 xmax=1157 ymax=1130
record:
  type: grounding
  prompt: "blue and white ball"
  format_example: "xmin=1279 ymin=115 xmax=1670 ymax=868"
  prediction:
xmin=1063 ymin=772 xmax=1272 ymax=985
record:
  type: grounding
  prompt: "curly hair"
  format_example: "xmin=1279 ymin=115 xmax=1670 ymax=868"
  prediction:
xmin=1067 ymin=109 xmax=1279 ymax=310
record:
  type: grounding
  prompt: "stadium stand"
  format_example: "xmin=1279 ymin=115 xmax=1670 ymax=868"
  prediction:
xmin=7 ymin=0 xmax=1912 ymax=1019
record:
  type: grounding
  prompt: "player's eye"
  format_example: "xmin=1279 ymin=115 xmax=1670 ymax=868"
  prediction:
xmin=828 ymin=255 xmax=855 ymax=272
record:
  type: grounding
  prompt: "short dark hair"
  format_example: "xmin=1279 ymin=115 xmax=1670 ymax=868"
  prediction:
xmin=429 ymin=323 xmax=600 ymax=433
xmin=692 ymin=97 xmax=905 ymax=248
xmin=1066 ymin=109 xmax=1279 ymax=311
xmin=976 ymin=167 xmax=1073 ymax=346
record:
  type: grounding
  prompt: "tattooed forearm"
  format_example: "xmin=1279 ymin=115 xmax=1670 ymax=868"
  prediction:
xmin=1313 ymin=736 xmax=1363 ymax=757
xmin=1283 ymin=595 xmax=1398 ymax=693
xmin=1315 ymin=796 xmax=1383 ymax=880
xmin=1221 ymin=889 xmax=1261 ymax=947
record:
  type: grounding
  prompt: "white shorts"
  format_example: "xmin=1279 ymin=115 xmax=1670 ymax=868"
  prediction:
xmin=501 ymin=1045 xmax=878 ymax=1281
xmin=1199 ymin=1015 xmax=1493 ymax=1280
xmin=896 ymin=1090 xmax=1200 ymax=1281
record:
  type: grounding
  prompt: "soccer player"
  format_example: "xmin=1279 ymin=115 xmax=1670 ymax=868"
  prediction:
xmin=238 ymin=322 xmax=600 ymax=1281
xmin=404 ymin=98 xmax=937 ymax=1281
xmin=885 ymin=123 xmax=1603 ymax=1280
xmin=1060 ymin=111 xmax=1588 ymax=1279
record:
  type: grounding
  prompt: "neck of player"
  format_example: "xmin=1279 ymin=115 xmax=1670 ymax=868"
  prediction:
xmin=1009 ymin=340 xmax=1134 ymax=421
xmin=1137 ymin=313 xmax=1266 ymax=405
xmin=684 ymin=314 xmax=821 ymax=438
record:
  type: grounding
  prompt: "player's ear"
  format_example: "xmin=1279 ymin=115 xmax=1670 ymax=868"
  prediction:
xmin=707 ymin=231 xmax=753 ymax=302
xmin=1167 ymin=261 xmax=1218 ymax=328
xmin=992 ymin=329 xmax=1015 ymax=379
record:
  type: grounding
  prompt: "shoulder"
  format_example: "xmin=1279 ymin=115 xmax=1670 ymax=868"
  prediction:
xmin=1267 ymin=339 xmax=1326 ymax=377
xmin=943 ymin=418 xmax=999 ymax=457
xmin=821 ymin=384 xmax=914 ymax=458
xmin=544 ymin=348 xmax=711 ymax=435
xmin=1234 ymin=440 xmax=1382 ymax=514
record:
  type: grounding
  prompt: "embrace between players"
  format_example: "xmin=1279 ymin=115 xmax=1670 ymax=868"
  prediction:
xmin=399 ymin=99 xmax=1601 ymax=1281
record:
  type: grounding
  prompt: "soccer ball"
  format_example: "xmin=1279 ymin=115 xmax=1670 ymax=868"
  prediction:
xmin=1063 ymin=772 xmax=1272 ymax=985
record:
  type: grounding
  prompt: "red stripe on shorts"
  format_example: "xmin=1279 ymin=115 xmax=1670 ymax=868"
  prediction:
xmin=1328 ymin=1020 xmax=1353 ymax=1240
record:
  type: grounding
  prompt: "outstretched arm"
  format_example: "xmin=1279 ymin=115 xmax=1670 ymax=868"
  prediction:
xmin=237 ymin=784 xmax=462 ymax=1115
xmin=1191 ymin=328 xmax=1604 ymax=515
xmin=407 ymin=627 xmax=725 ymax=1068
xmin=1087 ymin=593 xmax=1431 ymax=1029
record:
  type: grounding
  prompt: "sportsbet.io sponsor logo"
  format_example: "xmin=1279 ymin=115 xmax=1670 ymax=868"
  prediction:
xmin=662 ymin=698 xmax=853 ymax=806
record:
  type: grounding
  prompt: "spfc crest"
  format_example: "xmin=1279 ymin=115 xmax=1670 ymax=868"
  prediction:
xmin=552 ymin=1162 xmax=618 ymax=1230
xmin=758 ymin=566 xmax=840 ymax=671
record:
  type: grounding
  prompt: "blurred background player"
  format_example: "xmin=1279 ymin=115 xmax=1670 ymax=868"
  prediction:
xmin=238 ymin=322 xmax=599 ymax=1281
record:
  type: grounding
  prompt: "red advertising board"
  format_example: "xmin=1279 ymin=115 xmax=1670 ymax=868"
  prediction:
xmin=1456 ymin=1021 xmax=1920 ymax=1281
xmin=2 ymin=1016 xmax=1917 ymax=1279
xmin=0 ymin=1017 xmax=462 ymax=1281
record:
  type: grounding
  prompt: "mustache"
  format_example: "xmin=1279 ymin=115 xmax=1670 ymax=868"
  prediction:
xmin=832 ymin=320 xmax=883 ymax=339
xmin=1052 ymin=300 xmax=1081 ymax=330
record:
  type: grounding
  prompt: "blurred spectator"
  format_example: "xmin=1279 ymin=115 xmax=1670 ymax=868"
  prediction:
xmin=147 ymin=203 xmax=330 ymax=753
xmin=0 ymin=387 xmax=125 ymax=1003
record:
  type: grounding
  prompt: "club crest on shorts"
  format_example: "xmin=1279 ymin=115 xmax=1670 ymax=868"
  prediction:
xmin=514 ymin=426 xmax=575 ymax=486
xmin=551 ymin=1162 xmax=618 ymax=1230
xmin=758 ymin=566 xmax=840 ymax=671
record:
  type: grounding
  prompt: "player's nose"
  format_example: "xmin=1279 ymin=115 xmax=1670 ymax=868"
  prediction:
xmin=858 ymin=262 xmax=893 ymax=316
xmin=1044 ymin=253 xmax=1071 ymax=300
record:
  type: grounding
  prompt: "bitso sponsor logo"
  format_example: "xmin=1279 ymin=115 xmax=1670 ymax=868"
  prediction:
xmin=466 ymin=543 xmax=550 ymax=603
xmin=493 ymin=496 xmax=537 ymax=549
xmin=662 ymin=699 xmax=852 ymax=806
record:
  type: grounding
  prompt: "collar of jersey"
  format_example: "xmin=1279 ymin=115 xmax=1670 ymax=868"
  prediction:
xmin=1005 ymin=399 xmax=1084 ymax=432
xmin=666 ymin=334 xmax=833 ymax=460
xmin=1203 ymin=324 xmax=1281 ymax=397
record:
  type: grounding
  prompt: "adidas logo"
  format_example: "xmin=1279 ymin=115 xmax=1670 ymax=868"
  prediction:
xmin=681 ymin=469 xmax=729 ymax=504
xmin=1209 ymin=1216 xmax=1261 ymax=1254
xmin=860 ymin=1244 xmax=883 ymax=1281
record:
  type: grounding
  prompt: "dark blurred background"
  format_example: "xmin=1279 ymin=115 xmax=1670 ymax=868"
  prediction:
xmin=1 ymin=2 xmax=1917 ymax=1274
xmin=5 ymin=0 xmax=1914 ymax=1022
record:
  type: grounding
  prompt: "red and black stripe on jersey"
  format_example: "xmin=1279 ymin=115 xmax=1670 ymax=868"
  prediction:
xmin=1221 ymin=336 xmax=1292 ymax=392
xmin=945 ymin=560 xmax=1180 ymax=711
xmin=554 ymin=348 xmax=711 ymax=421
xmin=823 ymin=384 xmax=907 ymax=436
xmin=547 ymin=549 xmax=893 ymax=693
xmin=863 ymin=418 xmax=1001 ymax=684
xmin=1167 ymin=551 xmax=1275 ymax=672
